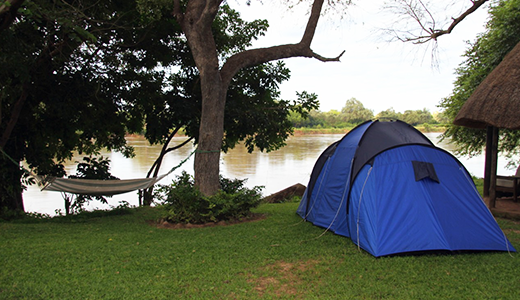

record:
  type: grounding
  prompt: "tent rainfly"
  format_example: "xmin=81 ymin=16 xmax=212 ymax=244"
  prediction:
xmin=297 ymin=120 xmax=515 ymax=257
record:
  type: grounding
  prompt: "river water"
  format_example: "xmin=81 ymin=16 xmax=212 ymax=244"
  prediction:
xmin=23 ymin=132 xmax=514 ymax=215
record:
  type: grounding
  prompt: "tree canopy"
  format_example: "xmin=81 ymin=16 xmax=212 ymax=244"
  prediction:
xmin=0 ymin=0 xmax=153 ymax=213
xmin=341 ymin=98 xmax=374 ymax=124
xmin=439 ymin=0 xmax=520 ymax=161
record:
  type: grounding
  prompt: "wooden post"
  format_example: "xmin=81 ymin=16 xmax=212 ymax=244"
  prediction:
xmin=489 ymin=126 xmax=499 ymax=208
xmin=483 ymin=126 xmax=493 ymax=198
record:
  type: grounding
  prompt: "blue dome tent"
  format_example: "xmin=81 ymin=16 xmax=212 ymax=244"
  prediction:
xmin=297 ymin=120 xmax=515 ymax=257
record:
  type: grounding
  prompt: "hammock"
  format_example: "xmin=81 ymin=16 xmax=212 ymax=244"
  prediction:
xmin=40 ymin=149 xmax=197 ymax=195
xmin=42 ymin=174 xmax=167 ymax=195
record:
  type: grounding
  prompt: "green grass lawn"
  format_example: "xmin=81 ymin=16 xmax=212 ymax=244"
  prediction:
xmin=1 ymin=203 xmax=519 ymax=299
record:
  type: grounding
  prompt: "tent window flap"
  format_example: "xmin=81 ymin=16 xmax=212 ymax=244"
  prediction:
xmin=412 ymin=161 xmax=440 ymax=183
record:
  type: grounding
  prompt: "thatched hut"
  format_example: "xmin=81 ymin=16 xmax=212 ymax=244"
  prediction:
xmin=454 ymin=40 xmax=520 ymax=207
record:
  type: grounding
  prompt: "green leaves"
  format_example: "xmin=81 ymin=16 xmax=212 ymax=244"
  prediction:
xmin=70 ymin=156 xmax=119 ymax=181
xmin=341 ymin=97 xmax=374 ymax=124
xmin=64 ymin=156 xmax=120 ymax=215
xmin=440 ymin=0 xmax=520 ymax=158
xmin=155 ymin=172 xmax=263 ymax=224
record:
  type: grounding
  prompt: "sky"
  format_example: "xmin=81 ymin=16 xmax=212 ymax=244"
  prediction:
xmin=229 ymin=1 xmax=490 ymax=114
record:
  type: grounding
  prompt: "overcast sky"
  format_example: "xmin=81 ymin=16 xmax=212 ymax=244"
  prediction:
xmin=229 ymin=1 xmax=490 ymax=114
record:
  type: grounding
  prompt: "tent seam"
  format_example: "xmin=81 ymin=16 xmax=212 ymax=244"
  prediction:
xmin=357 ymin=166 xmax=373 ymax=253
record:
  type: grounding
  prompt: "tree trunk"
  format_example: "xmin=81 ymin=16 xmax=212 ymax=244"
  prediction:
xmin=0 ymin=152 xmax=24 ymax=216
xmin=175 ymin=0 xmax=224 ymax=196
xmin=194 ymin=72 xmax=226 ymax=195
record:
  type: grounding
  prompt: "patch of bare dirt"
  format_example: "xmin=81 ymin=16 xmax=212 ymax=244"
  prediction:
xmin=245 ymin=259 xmax=321 ymax=298
xmin=486 ymin=197 xmax=520 ymax=220
xmin=150 ymin=213 xmax=267 ymax=229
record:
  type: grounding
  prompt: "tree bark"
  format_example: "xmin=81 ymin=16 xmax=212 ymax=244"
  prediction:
xmin=175 ymin=0 xmax=223 ymax=195
xmin=194 ymin=80 xmax=226 ymax=195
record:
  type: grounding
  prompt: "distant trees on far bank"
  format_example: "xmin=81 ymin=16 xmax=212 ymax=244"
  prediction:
xmin=289 ymin=97 xmax=448 ymax=129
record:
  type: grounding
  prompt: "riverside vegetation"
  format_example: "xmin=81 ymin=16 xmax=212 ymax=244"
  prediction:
xmin=1 ymin=178 xmax=519 ymax=299
xmin=288 ymin=98 xmax=449 ymax=134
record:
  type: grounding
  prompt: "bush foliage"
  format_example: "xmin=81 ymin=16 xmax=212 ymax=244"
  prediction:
xmin=289 ymin=97 xmax=445 ymax=129
xmin=61 ymin=156 xmax=119 ymax=215
xmin=155 ymin=172 xmax=263 ymax=224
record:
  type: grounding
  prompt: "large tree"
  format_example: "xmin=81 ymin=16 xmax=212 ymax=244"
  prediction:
xmin=127 ymin=4 xmax=318 ymax=205
xmin=171 ymin=0 xmax=345 ymax=195
xmin=340 ymin=98 xmax=374 ymax=124
xmin=0 ymin=0 xmax=168 ymax=214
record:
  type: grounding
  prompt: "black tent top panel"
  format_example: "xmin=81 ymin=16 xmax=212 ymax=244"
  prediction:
xmin=351 ymin=120 xmax=434 ymax=182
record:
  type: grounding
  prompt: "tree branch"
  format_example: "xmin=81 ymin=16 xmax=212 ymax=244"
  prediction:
xmin=386 ymin=0 xmax=489 ymax=44
xmin=220 ymin=0 xmax=344 ymax=86
xmin=429 ymin=0 xmax=488 ymax=41
xmin=313 ymin=50 xmax=345 ymax=62
xmin=0 ymin=0 xmax=25 ymax=33
xmin=172 ymin=0 xmax=185 ymax=24
xmin=300 ymin=0 xmax=325 ymax=46
xmin=147 ymin=126 xmax=180 ymax=178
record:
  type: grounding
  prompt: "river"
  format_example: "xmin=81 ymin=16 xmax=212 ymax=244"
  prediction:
xmin=22 ymin=132 xmax=514 ymax=215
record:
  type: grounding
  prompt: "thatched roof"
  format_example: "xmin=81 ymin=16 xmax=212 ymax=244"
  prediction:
xmin=454 ymin=41 xmax=520 ymax=129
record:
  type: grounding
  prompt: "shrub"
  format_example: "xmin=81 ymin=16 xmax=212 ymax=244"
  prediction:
xmin=154 ymin=172 xmax=263 ymax=224
xmin=421 ymin=123 xmax=432 ymax=132
xmin=63 ymin=156 xmax=119 ymax=215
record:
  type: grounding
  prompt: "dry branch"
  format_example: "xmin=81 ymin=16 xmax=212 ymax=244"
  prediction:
xmin=387 ymin=0 xmax=489 ymax=44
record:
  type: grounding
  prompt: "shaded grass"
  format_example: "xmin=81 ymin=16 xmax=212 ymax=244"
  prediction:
xmin=1 ymin=203 xmax=519 ymax=299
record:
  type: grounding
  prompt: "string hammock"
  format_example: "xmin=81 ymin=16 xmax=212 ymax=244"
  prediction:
xmin=41 ymin=149 xmax=197 ymax=195
xmin=1 ymin=147 xmax=197 ymax=196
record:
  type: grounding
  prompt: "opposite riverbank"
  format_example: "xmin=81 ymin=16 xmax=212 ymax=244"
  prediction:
xmin=292 ymin=124 xmax=447 ymax=135
xmin=146 ymin=124 xmax=447 ymax=138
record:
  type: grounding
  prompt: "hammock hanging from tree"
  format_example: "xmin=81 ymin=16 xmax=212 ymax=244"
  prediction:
xmin=41 ymin=175 xmax=167 ymax=195
xmin=40 ymin=149 xmax=197 ymax=196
